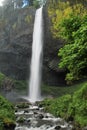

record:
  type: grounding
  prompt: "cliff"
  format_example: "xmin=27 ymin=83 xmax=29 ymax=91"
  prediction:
xmin=43 ymin=2 xmax=66 ymax=85
xmin=0 ymin=5 xmax=66 ymax=86
xmin=0 ymin=7 xmax=35 ymax=79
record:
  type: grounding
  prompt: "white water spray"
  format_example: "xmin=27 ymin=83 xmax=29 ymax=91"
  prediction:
xmin=29 ymin=7 xmax=43 ymax=103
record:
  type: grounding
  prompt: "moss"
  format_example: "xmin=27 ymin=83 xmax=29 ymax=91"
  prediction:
xmin=0 ymin=72 xmax=6 ymax=87
xmin=67 ymin=83 xmax=87 ymax=126
xmin=25 ymin=15 xmax=32 ymax=24
xmin=16 ymin=102 xmax=29 ymax=108
xmin=42 ymin=82 xmax=87 ymax=127
xmin=0 ymin=95 xmax=15 ymax=129
xmin=17 ymin=116 xmax=25 ymax=123
xmin=41 ymin=82 xmax=83 ymax=97
xmin=14 ymin=80 xmax=27 ymax=91
xmin=12 ymin=23 xmax=17 ymax=30
xmin=41 ymin=95 xmax=72 ymax=117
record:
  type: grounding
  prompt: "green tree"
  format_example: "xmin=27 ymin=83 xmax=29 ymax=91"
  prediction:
xmin=58 ymin=15 xmax=87 ymax=84
xmin=33 ymin=0 xmax=39 ymax=8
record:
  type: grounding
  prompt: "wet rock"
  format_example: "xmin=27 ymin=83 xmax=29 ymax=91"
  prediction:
xmin=4 ymin=122 xmax=16 ymax=130
xmin=2 ymin=78 xmax=14 ymax=91
xmin=55 ymin=125 xmax=61 ymax=130
xmin=83 ymin=127 xmax=87 ymax=130
xmin=34 ymin=111 xmax=38 ymax=115
xmin=27 ymin=119 xmax=31 ymax=123
xmin=24 ymin=110 xmax=29 ymax=113
xmin=45 ymin=115 xmax=49 ymax=118
xmin=15 ymin=104 xmax=73 ymax=130
xmin=17 ymin=117 xmax=25 ymax=123
xmin=38 ymin=103 xmax=43 ymax=108
xmin=16 ymin=102 xmax=29 ymax=109
xmin=15 ymin=110 xmax=18 ymax=113
xmin=71 ymin=127 xmax=76 ymax=130
xmin=38 ymin=114 xmax=44 ymax=119
xmin=67 ymin=116 xmax=74 ymax=122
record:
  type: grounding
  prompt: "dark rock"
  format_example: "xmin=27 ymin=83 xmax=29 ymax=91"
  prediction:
xmin=0 ymin=7 xmax=35 ymax=80
xmin=67 ymin=116 xmax=74 ymax=121
xmin=27 ymin=119 xmax=31 ymax=123
xmin=17 ymin=117 xmax=25 ymax=123
xmin=2 ymin=78 xmax=14 ymax=91
xmin=38 ymin=114 xmax=44 ymax=119
xmin=24 ymin=110 xmax=29 ymax=113
xmin=43 ymin=3 xmax=66 ymax=86
xmin=55 ymin=125 xmax=61 ymax=130
xmin=16 ymin=102 xmax=29 ymax=108
xmin=71 ymin=127 xmax=76 ymax=130
xmin=45 ymin=115 xmax=48 ymax=118
xmin=4 ymin=122 xmax=16 ymax=130
xmin=34 ymin=111 xmax=38 ymax=115
xmin=15 ymin=109 xmax=18 ymax=113
xmin=83 ymin=127 xmax=87 ymax=130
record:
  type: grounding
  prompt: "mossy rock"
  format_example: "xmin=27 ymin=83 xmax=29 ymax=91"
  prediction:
xmin=16 ymin=102 xmax=29 ymax=109
xmin=0 ymin=72 xmax=6 ymax=87
xmin=17 ymin=116 xmax=25 ymax=123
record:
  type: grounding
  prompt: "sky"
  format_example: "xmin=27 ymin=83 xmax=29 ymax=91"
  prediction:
xmin=22 ymin=0 xmax=29 ymax=8
xmin=0 ymin=0 xmax=4 ymax=6
xmin=0 ymin=0 xmax=29 ymax=7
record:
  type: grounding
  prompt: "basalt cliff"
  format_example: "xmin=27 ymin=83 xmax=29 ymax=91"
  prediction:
xmin=0 ymin=5 xmax=66 ymax=86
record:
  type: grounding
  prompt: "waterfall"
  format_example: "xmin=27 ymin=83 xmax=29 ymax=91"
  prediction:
xmin=29 ymin=7 xmax=43 ymax=103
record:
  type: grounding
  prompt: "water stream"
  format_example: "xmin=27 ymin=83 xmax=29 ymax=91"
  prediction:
xmin=29 ymin=7 xmax=43 ymax=103
xmin=15 ymin=104 xmax=73 ymax=130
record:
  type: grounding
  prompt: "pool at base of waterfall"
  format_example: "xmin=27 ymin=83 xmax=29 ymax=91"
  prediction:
xmin=15 ymin=104 xmax=73 ymax=130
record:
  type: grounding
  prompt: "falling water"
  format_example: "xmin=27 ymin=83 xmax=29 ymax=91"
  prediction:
xmin=29 ymin=7 xmax=43 ymax=103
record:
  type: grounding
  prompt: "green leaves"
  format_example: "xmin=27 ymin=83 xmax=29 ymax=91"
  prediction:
xmin=0 ymin=95 xmax=15 ymax=128
xmin=58 ymin=15 xmax=87 ymax=83
xmin=48 ymin=0 xmax=87 ymax=83
xmin=42 ymin=82 xmax=87 ymax=127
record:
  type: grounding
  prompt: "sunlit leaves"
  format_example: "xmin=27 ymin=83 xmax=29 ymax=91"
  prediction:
xmin=48 ymin=0 xmax=87 ymax=39
xmin=58 ymin=15 xmax=87 ymax=83
xmin=48 ymin=0 xmax=87 ymax=83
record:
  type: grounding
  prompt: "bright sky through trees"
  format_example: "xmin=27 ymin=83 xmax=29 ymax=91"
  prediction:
xmin=0 ymin=0 xmax=4 ymax=6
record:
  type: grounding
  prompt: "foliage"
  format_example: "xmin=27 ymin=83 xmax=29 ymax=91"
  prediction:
xmin=14 ymin=80 xmax=27 ymax=91
xmin=41 ymin=82 xmax=83 ymax=97
xmin=33 ymin=0 xmax=40 ymax=8
xmin=42 ymin=82 xmax=87 ymax=127
xmin=67 ymin=83 xmax=87 ymax=126
xmin=25 ymin=15 xmax=32 ymax=23
xmin=17 ymin=116 xmax=25 ymax=123
xmin=58 ymin=15 xmax=87 ymax=83
xmin=16 ymin=102 xmax=29 ymax=108
xmin=48 ymin=1 xmax=87 ymax=38
xmin=42 ymin=95 xmax=72 ymax=117
xmin=0 ymin=73 xmax=6 ymax=87
xmin=0 ymin=95 xmax=15 ymax=129
xmin=48 ymin=0 xmax=87 ymax=83
xmin=12 ymin=23 xmax=17 ymax=30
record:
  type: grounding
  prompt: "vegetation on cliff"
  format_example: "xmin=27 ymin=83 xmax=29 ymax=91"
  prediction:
xmin=0 ymin=73 xmax=15 ymax=129
xmin=41 ymin=2 xmax=87 ymax=127
xmin=48 ymin=0 xmax=87 ymax=84
xmin=0 ymin=95 xmax=15 ymax=129
xmin=40 ymin=82 xmax=87 ymax=128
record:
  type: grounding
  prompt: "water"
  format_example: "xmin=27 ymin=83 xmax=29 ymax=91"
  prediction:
xmin=15 ymin=104 xmax=73 ymax=130
xmin=29 ymin=7 xmax=43 ymax=103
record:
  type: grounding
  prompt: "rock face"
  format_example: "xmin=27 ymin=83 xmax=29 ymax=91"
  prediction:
xmin=43 ymin=2 xmax=66 ymax=86
xmin=0 ymin=5 xmax=66 ymax=86
xmin=0 ymin=7 xmax=35 ymax=80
